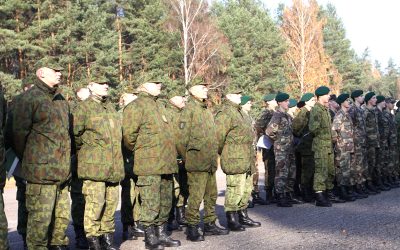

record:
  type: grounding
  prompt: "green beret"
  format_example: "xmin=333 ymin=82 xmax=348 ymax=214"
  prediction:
xmin=263 ymin=93 xmax=276 ymax=102
xmin=364 ymin=92 xmax=375 ymax=103
xmin=289 ymin=98 xmax=297 ymax=108
xmin=315 ymin=86 xmax=330 ymax=97
xmin=240 ymin=95 xmax=252 ymax=105
xmin=376 ymin=95 xmax=385 ymax=104
xmin=300 ymin=93 xmax=314 ymax=102
xmin=351 ymin=90 xmax=363 ymax=99
xmin=336 ymin=93 xmax=349 ymax=105
xmin=275 ymin=93 xmax=289 ymax=103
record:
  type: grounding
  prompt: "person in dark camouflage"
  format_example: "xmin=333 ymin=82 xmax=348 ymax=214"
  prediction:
xmin=0 ymin=88 xmax=9 ymax=250
xmin=123 ymin=81 xmax=180 ymax=249
xmin=385 ymin=98 xmax=400 ymax=185
xmin=11 ymin=62 xmax=71 ymax=250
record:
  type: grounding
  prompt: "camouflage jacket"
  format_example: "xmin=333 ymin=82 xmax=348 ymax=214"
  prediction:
xmin=215 ymin=100 xmax=253 ymax=175
xmin=395 ymin=110 xmax=400 ymax=146
xmin=255 ymin=108 xmax=274 ymax=139
xmin=385 ymin=110 xmax=397 ymax=147
xmin=377 ymin=109 xmax=390 ymax=148
xmin=243 ymin=112 xmax=257 ymax=174
xmin=292 ymin=107 xmax=313 ymax=155
xmin=266 ymin=109 xmax=294 ymax=152
xmin=73 ymin=96 xmax=124 ymax=183
xmin=122 ymin=92 xmax=177 ymax=176
xmin=0 ymin=90 xmax=6 ymax=189
xmin=363 ymin=106 xmax=380 ymax=148
xmin=348 ymin=105 xmax=367 ymax=147
xmin=166 ymin=103 xmax=184 ymax=158
xmin=11 ymin=78 xmax=71 ymax=185
xmin=331 ymin=109 xmax=354 ymax=153
xmin=309 ymin=102 xmax=333 ymax=154
xmin=178 ymin=96 xmax=218 ymax=173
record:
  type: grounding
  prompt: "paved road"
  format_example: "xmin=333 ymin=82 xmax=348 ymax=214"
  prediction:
xmin=5 ymin=168 xmax=400 ymax=249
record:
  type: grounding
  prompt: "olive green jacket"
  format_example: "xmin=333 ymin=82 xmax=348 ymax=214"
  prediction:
xmin=73 ymin=96 xmax=124 ymax=183
xmin=292 ymin=107 xmax=313 ymax=155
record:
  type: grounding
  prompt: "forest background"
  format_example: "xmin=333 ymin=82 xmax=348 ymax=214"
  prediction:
xmin=1 ymin=0 xmax=399 ymax=110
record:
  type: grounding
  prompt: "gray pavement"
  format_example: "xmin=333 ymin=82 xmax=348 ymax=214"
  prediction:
xmin=5 ymin=168 xmax=400 ymax=249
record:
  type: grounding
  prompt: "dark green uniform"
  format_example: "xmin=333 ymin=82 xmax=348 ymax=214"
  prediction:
xmin=122 ymin=92 xmax=177 ymax=227
xmin=363 ymin=106 xmax=380 ymax=181
xmin=11 ymin=78 xmax=71 ymax=250
xmin=0 ymin=89 xmax=9 ymax=249
xmin=215 ymin=100 xmax=254 ymax=212
xmin=178 ymin=96 xmax=219 ymax=225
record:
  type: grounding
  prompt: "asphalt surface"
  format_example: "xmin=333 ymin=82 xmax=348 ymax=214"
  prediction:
xmin=5 ymin=168 xmax=400 ymax=250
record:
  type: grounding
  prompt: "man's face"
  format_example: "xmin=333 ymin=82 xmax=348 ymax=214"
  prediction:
xmin=38 ymin=67 xmax=62 ymax=87
xmin=189 ymin=85 xmax=208 ymax=99
xmin=342 ymin=99 xmax=350 ymax=109
xmin=306 ymin=97 xmax=316 ymax=107
xmin=319 ymin=94 xmax=330 ymax=107
xmin=355 ymin=95 xmax=364 ymax=104
xmin=77 ymin=88 xmax=90 ymax=101
xmin=170 ymin=96 xmax=186 ymax=109
xmin=143 ymin=82 xmax=162 ymax=96
xmin=279 ymin=99 xmax=289 ymax=110
xmin=123 ymin=93 xmax=137 ymax=107
xmin=329 ymin=100 xmax=339 ymax=110
xmin=377 ymin=101 xmax=386 ymax=109
xmin=386 ymin=102 xmax=394 ymax=110
xmin=226 ymin=93 xmax=242 ymax=104
xmin=369 ymin=95 xmax=377 ymax=106
xmin=267 ymin=100 xmax=278 ymax=110
xmin=89 ymin=82 xmax=109 ymax=97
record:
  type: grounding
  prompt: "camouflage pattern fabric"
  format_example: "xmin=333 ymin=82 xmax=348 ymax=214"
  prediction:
xmin=309 ymin=102 xmax=335 ymax=191
xmin=363 ymin=106 xmax=380 ymax=180
xmin=136 ymin=175 xmax=173 ymax=227
xmin=255 ymin=108 xmax=274 ymax=139
xmin=186 ymin=171 xmax=217 ymax=225
xmin=0 ymin=193 xmax=8 ymax=250
xmin=332 ymin=109 xmax=355 ymax=186
xmin=82 ymin=180 xmax=119 ymax=237
xmin=243 ymin=112 xmax=257 ymax=175
xmin=25 ymin=183 xmax=70 ymax=249
xmin=11 ymin=78 xmax=71 ymax=185
xmin=225 ymin=173 xmax=253 ymax=212
xmin=73 ymin=96 xmax=124 ymax=182
xmin=120 ymin=176 xmax=141 ymax=225
xmin=377 ymin=109 xmax=391 ymax=178
xmin=0 ymin=90 xmax=8 ymax=250
xmin=385 ymin=110 xmax=398 ymax=176
xmin=266 ymin=110 xmax=296 ymax=194
xmin=122 ymin=92 xmax=177 ymax=175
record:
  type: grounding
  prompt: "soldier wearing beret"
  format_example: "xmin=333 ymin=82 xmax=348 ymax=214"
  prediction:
xmin=254 ymin=93 xmax=277 ymax=204
xmin=215 ymin=88 xmax=261 ymax=230
xmin=11 ymin=61 xmax=71 ymax=249
xmin=309 ymin=86 xmax=344 ymax=207
xmin=395 ymin=101 xmax=400 ymax=180
xmin=292 ymin=93 xmax=316 ymax=202
xmin=328 ymin=94 xmax=339 ymax=122
xmin=288 ymin=99 xmax=298 ymax=118
xmin=384 ymin=97 xmax=400 ymax=186
xmin=123 ymin=81 xmax=181 ymax=249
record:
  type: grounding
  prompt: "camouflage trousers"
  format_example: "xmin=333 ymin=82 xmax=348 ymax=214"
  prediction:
xmin=252 ymin=150 xmax=261 ymax=193
xmin=260 ymin=147 xmax=275 ymax=190
xmin=378 ymin=143 xmax=391 ymax=177
xmin=334 ymin=150 xmax=354 ymax=186
xmin=120 ymin=175 xmax=141 ymax=226
xmin=313 ymin=149 xmax=335 ymax=191
xmin=353 ymin=144 xmax=368 ymax=183
xmin=225 ymin=172 xmax=253 ymax=212
xmin=300 ymin=154 xmax=315 ymax=187
xmin=186 ymin=171 xmax=217 ymax=225
xmin=82 ymin=180 xmax=119 ymax=237
xmin=274 ymin=149 xmax=296 ymax=194
xmin=25 ymin=183 xmax=70 ymax=250
xmin=0 ymin=191 xmax=9 ymax=250
xmin=367 ymin=146 xmax=379 ymax=181
xmin=70 ymin=176 xmax=85 ymax=228
xmin=137 ymin=175 xmax=173 ymax=227
xmin=391 ymin=144 xmax=400 ymax=176
xmin=15 ymin=176 xmax=28 ymax=237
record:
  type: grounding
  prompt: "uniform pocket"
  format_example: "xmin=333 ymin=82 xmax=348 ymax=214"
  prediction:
xmin=25 ymin=183 xmax=41 ymax=196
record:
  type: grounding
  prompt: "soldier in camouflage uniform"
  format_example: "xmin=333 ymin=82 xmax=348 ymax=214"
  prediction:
xmin=11 ymin=63 xmax=71 ymax=250
xmin=395 ymin=101 xmax=400 ymax=179
xmin=123 ymin=81 xmax=180 ymax=249
xmin=73 ymin=77 xmax=124 ymax=249
xmin=215 ymin=90 xmax=261 ymax=230
xmin=309 ymin=86 xmax=344 ymax=207
xmin=385 ymin=97 xmax=400 ymax=186
xmin=254 ymin=94 xmax=277 ymax=203
xmin=349 ymin=90 xmax=375 ymax=196
xmin=178 ymin=81 xmax=228 ymax=242
xmin=0 ymin=88 xmax=9 ymax=250
xmin=331 ymin=94 xmax=358 ymax=202
xmin=292 ymin=93 xmax=316 ymax=202
xmin=266 ymin=93 xmax=300 ymax=207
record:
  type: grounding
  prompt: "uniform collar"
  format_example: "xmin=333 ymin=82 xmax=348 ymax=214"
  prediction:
xmin=190 ymin=96 xmax=207 ymax=108
xmin=139 ymin=91 xmax=158 ymax=101
xmin=34 ymin=78 xmax=59 ymax=98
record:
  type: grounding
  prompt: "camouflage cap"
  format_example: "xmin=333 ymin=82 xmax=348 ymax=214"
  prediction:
xmin=186 ymin=78 xmax=207 ymax=89
xmin=90 ymin=76 xmax=109 ymax=84
xmin=225 ymin=85 xmax=243 ymax=95
xmin=35 ymin=58 xmax=63 ymax=71
xmin=168 ymin=89 xmax=186 ymax=99
xmin=123 ymin=84 xmax=139 ymax=94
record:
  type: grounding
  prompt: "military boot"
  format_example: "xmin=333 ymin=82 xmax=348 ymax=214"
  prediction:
xmin=48 ymin=246 xmax=69 ymax=250
xmin=132 ymin=221 xmax=145 ymax=237
xmin=155 ymin=224 xmax=181 ymax=247
xmin=353 ymin=185 xmax=368 ymax=198
xmin=100 ymin=233 xmax=118 ymax=250
xmin=376 ymin=177 xmax=390 ymax=191
xmin=265 ymin=187 xmax=276 ymax=203
xmin=144 ymin=226 xmax=164 ymax=250
xmin=87 ymin=236 xmax=101 ymax=250
xmin=346 ymin=186 xmax=361 ymax=200
xmin=186 ymin=225 xmax=205 ymax=242
xmin=276 ymin=193 xmax=292 ymax=207
xmin=315 ymin=191 xmax=332 ymax=207
xmin=338 ymin=186 xmax=355 ymax=202
xmin=122 ymin=224 xmax=138 ymax=241
xmin=74 ymin=225 xmax=89 ymax=249
xmin=175 ymin=206 xmax=187 ymax=226
xmin=203 ymin=221 xmax=229 ymax=236
xmin=287 ymin=192 xmax=304 ymax=204
xmin=301 ymin=185 xmax=314 ymax=203
xmin=226 ymin=211 xmax=245 ymax=231
xmin=366 ymin=180 xmax=379 ymax=194
xmin=388 ymin=176 xmax=400 ymax=188
xmin=166 ymin=218 xmax=182 ymax=232
xmin=238 ymin=209 xmax=261 ymax=227
xmin=251 ymin=191 xmax=268 ymax=205
xmin=326 ymin=189 xmax=346 ymax=203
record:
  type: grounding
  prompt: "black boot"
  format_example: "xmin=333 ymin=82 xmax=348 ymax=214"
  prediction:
xmin=252 ymin=191 xmax=268 ymax=205
xmin=388 ymin=176 xmax=400 ymax=188
xmin=266 ymin=187 xmax=276 ymax=203
xmin=315 ymin=191 xmax=332 ymax=207
xmin=339 ymin=186 xmax=355 ymax=202
xmin=186 ymin=225 xmax=204 ymax=242
xmin=226 ymin=211 xmax=245 ymax=231
xmin=287 ymin=192 xmax=304 ymax=204
xmin=276 ymin=193 xmax=292 ymax=207
xmin=346 ymin=186 xmax=361 ymax=200
xmin=144 ymin=226 xmax=164 ymax=250
xmin=366 ymin=180 xmax=379 ymax=194
xmin=48 ymin=246 xmax=69 ymax=250
xmin=100 ymin=233 xmax=118 ymax=250
xmin=166 ymin=219 xmax=182 ymax=232
xmin=376 ymin=177 xmax=391 ymax=191
xmin=238 ymin=209 xmax=261 ymax=227
xmin=155 ymin=224 xmax=181 ymax=247
xmin=326 ymin=189 xmax=346 ymax=203
xmin=204 ymin=221 xmax=229 ymax=236
xmin=74 ymin=225 xmax=89 ymax=249
xmin=122 ymin=224 xmax=138 ymax=241
xmin=87 ymin=236 xmax=101 ymax=250
xmin=175 ymin=206 xmax=187 ymax=226
xmin=354 ymin=185 xmax=368 ymax=199
xmin=21 ymin=234 xmax=27 ymax=250
xmin=132 ymin=221 xmax=145 ymax=237
xmin=301 ymin=185 xmax=314 ymax=203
